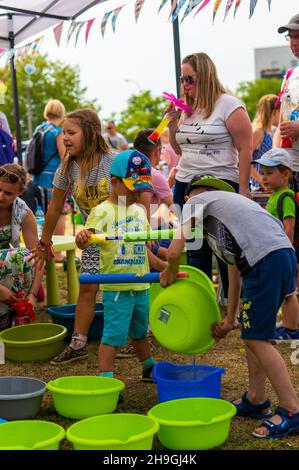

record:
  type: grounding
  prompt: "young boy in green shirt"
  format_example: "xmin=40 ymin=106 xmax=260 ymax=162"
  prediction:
xmin=252 ymin=148 xmax=299 ymax=341
xmin=76 ymin=150 xmax=164 ymax=382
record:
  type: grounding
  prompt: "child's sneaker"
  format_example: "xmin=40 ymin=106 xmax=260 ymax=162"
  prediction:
xmin=50 ymin=345 xmax=88 ymax=365
xmin=116 ymin=343 xmax=136 ymax=358
xmin=273 ymin=327 xmax=299 ymax=342
xmin=142 ymin=364 xmax=155 ymax=383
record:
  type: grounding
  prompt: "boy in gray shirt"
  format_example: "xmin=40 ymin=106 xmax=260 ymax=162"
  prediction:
xmin=160 ymin=175 xmax=299 ymax=439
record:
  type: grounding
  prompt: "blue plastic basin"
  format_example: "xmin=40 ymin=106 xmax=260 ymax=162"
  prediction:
xmin=152 ymin=362 xmax=225 ymax=403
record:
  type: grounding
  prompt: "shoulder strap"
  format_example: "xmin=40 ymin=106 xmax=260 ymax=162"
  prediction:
xmin=275 ymin=67 xmax=295 ymax=108
xmin=277 ymin=192 xmax=295 ymax=222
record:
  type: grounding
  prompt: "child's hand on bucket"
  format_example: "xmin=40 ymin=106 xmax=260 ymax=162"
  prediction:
xmin=211 ymin=318 xmax=234 ymax=342
xmin=159 ymin=266 xmax=178 ymax=287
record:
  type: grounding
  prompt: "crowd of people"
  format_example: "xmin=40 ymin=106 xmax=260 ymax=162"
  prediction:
xmin=1 ymin=11 xmax=299 ymax=441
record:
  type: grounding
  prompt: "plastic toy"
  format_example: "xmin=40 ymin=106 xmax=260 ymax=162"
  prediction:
xmin=79 ymin=272 xmax=188 ymax=285
xmin=147 ymin=92 xmax=192 ymax=144
xmin=11 ymin=291 xmax=35 ymax=326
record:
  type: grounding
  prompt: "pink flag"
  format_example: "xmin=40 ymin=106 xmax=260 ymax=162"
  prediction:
xmin=223 ymin=0 xmax=233 ymax=21
xmin=234 ymin=0 xmax=241 ymax=18
xmin=85 ymin=18 xmax=95 ymax=44
xmin=194 ymin=0 xmax=211 ymax=17
xmin=135 ymin=0 xmax=146 ymax=23
xmin=53 ymin=22 xmax=63 ymax=47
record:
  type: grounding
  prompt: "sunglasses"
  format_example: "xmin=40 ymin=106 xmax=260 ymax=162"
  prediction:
xmin=180 ymin=75 xmax=195 ymax=85
xmin=0 ymin=167 xmax=20 ymax=183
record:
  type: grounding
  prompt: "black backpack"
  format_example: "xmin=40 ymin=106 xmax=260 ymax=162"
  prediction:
xmin=277 ymin=192 xmax=299 ymax=247
xmin=25 ymin=124 xmax=53 ymax=175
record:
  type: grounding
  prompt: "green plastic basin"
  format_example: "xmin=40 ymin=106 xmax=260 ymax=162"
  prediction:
xmin=66 ymin=413 xmax=159 ymax=450
xmin=0 ymin=420 xmax=65 ymax=450
xmin=0 ymin=323 xmax=67 ymax=362
xmin=148 ymin=397 xmax=236 ymax=450
xmin=47 ymin=376 xmax=125 ymax=419
xmin=150 ymin=279 xmax=221 ymax=355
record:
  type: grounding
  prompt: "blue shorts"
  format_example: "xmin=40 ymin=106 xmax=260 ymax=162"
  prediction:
xmin=240 ymin=248 xmax=297 ymax=340
xmin=101 ymin=290 xmax=149 ymax=347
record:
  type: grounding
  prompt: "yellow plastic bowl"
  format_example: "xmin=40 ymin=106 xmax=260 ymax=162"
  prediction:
xmin=66 ymin=413 xmax=159 ymax=450
xmin=148 ymin=397 xmax=236 ymax=450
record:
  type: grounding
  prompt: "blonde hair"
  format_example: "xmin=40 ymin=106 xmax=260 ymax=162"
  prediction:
xmin=0 ymin=163 xmax=27 ymax=193
xmin=181 ymin=53 xmax=226 ymax=118
xmin=252 ymin=94 xmax=279 ymax=130
xmin=44 ymin=99 xmax=65 ymax=121
xmin=62 ymin=109 xmax=109 ymax=188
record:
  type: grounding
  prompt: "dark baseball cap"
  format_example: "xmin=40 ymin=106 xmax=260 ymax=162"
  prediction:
xmin=278 ymin=13 xmax=299 ymax=33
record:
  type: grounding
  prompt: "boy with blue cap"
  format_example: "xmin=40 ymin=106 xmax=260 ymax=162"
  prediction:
xmin=160 ymin=174 xmax=299 ymax=439
xmin=76 ymin=150 xmax=163 ymax=383
xmin=252 ymin=148 xmax=299 ymax=341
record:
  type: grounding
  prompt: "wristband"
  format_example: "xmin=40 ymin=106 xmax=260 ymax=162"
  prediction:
xmin=152 ymin=242 xmax=159 ymax=255
xmin=37 ymin=240 xmax=54 ymax=261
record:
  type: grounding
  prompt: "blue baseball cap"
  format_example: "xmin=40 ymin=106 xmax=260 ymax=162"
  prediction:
xmin=110 ymin=149 xmax=153 ymax=192
xmin=251 ymin=148 xmax=293 ymax=171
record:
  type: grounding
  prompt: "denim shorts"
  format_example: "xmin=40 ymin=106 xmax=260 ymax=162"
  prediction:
xmin=101 ymin=289 xmax=149 ymax=347
xmin=240 ymin=248 xmax=297 ymax=340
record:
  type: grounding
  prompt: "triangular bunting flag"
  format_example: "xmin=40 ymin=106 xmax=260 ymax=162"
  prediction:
xmin=169 ymin=0 xmax=178 ymax=18
xmin=53 ymin=22 xmax=63 ymax=47
xmin=158 ymin=0 xmax=169 ymax=14
xmin=101 ymin=11 xmax=113 ymax=37
xmin=249 ymin=0 xmax=258 ymax=19
xmin=181 ymin=0 xmax=203 ymax=22
xmin=85 ymin=18 xmax=95 ymax=44
xmin=267 ymin=0 xmax=272 ymax=10
xmin=74 ymin=22 xmax=85 ymax=48
xmin=135 ymin=0 xmax=146 ymax=23
xmin=111 ymin=5 xmax=125 ymax=32
xmin=234 ymin=0 xmax=241 ymax=18
xmin=194 ymin=0 xmax=211 ymax=17
xmin=213 ymin=0 xmax=222 ymax=23
xmin=172 ymin=0 xmax=187 ymax=22
xmin=67 ymin=21 xmax=78 ymax=45
xmin=223 ymin=0 xmax=234 ymax=21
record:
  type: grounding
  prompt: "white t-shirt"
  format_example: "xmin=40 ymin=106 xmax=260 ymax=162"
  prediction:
xmin=283 ymin=66 xmax=299 ymax=171
xmin=175 ymin=93 xmax=245 ymax=183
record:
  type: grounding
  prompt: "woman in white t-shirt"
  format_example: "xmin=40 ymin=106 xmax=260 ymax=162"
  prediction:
xmin=167 ymin=52 xmax=252 ymax=290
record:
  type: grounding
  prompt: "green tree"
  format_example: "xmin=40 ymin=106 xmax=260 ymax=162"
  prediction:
xmin=236 ymin=78 xmax=282 ymax=120
xmin=107 ymin=91 xmax=166 ymax=143
xmin=0 ymin=53 xmax=100 ymax=140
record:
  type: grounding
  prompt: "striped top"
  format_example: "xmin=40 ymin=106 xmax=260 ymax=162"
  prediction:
xmin=53 ymin=152 xmax=116 ymax=221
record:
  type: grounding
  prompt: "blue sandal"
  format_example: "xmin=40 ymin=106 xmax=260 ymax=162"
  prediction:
xmin=232 ymin=392 xmax=272 ymax=419
xmin=252 ymin=406 xmax=299 ymax=439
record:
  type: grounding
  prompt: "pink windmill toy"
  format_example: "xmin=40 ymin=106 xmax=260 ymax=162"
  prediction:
xmin=147 ymin=92 xmax=192 ymax=144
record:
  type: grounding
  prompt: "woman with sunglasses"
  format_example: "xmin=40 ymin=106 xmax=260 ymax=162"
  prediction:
xmin=0 ymin=164 xmax=44 ymax=330
xmin=166 ymin=52 xmax=252 ymax=294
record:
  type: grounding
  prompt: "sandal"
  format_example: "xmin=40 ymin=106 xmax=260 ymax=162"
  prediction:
xmin=232 ymin=392 xmax=272 ymax=419
xmin=252 ymin=406 xmax=299 ymax=439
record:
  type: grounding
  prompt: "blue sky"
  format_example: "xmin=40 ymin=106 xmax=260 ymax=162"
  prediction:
xmin=32 ymin=0 xmax=299 ymax=119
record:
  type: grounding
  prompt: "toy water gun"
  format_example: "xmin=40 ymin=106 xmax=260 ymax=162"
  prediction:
xmin=147 ymin=92 xmax=192 ymax=144
xmin=85 ymin=228 xmax=202 ymax=246
xmin=11 ymin=291 xmax=35 ymax=326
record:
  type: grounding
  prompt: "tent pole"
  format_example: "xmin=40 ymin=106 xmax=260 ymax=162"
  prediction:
xmin=172 ymin=2 xmax=181 ymax=97
xmin=8 ymin=22 xmax=22 ymax=165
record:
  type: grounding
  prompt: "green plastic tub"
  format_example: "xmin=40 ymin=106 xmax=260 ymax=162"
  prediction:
xmin=0 ymin=323 xmax=67 ymax=362
xmin=148 ymin=397 xmax=236 ymax=450
xmin=150 ymin=279 xmax=221 ymax=355
xmin=66 ymin=413 xmax=159 ymax=450
xmin=47 ymin=376 xmax=125 ymax=419
xmin=0 ymin=420 xmax=65 ymax=450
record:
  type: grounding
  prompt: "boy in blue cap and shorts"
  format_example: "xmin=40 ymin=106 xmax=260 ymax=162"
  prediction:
xmin=160 ymin=174 xmax=299 ymax=439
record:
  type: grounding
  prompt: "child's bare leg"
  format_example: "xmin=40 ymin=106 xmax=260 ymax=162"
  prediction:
xmin=99 ymin=343 xmax=117 ymax=373
xmin=131 ymin=337 xmax=152 ymax=362
xmin=73 ymin=284 xmax=98 ymax=336
xmin=244 ymin=339 xmax=299 ymax=436
xmin=281 ymin=294 xmax=299 ymax=329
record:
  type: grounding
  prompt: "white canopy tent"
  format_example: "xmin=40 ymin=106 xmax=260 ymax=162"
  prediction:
xmin=0 ymin=1 xmax=180 ymax=164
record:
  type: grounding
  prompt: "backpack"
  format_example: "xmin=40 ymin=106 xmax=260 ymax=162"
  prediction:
xmin=0 ymin=128 xmax=14 ymax=165
xmin=277 ymin=192 xmax=299 ymax=247
xmin=25 ymin=124 xmax=53 ymax=175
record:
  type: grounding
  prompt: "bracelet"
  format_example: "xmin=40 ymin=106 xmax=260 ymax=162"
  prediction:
xmin=37 ymin=240 xmax=54 ymax=261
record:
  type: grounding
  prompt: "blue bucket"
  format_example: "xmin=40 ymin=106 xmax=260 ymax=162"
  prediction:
xmin=152 ymin=362 xmax=225 ymax=403
xmin=0 ymin=419 xmax=7 ymax=423
xmin=47 ymin=303 xmax=104 ymax=342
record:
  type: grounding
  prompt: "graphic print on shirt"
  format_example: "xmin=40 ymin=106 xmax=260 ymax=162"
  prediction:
xmin=178 ymin=121 xmax=231 ymax=157
xmin=73 ymin=177 xmax=109 ymax=216
xmin=204 ymin=215 xmax=243 ymax=264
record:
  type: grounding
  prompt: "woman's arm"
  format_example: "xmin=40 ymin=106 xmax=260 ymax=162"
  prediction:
xmin=56 ymin=133 xmax=65 ymax=160
xmin=166 ymin=103 xmax=182 ymax=156
xmin=226 ymin=108 xmax=253 ymax=198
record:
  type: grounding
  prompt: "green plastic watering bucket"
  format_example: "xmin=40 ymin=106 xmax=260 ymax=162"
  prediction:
xmin=149 ymin=277 xmax=221 ymax=355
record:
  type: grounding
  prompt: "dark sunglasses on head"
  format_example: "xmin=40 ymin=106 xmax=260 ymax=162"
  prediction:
xmin=180 ymin=75 xmax=195 ymax=85
xmin=0 ymin=167 xmax=20 ymax=183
